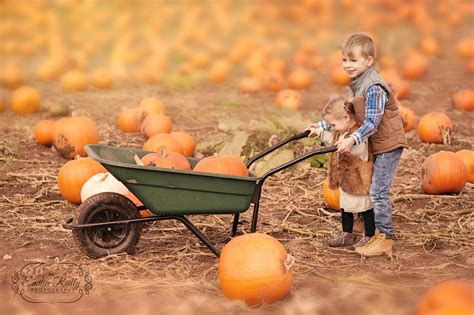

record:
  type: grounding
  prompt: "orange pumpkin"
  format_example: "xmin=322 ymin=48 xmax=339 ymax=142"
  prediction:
xmin=452 ymin=89 xmax=474 ymax=112
xmin=34 ymin=119 xmax=55 ymax=146
xmin=456 ymin=38 xmax=474 ymax=59
xmin=117 ymin=108 xmax=141 ymax=133
xmin=141 ymin=149 xmax=191 ymax=170
xmin=420 ymin=37 xmax=439 ymax=56
xmin=57 ymin=157 xmax=106 ymax=204
xmin=389 ymin=78 xmax=411 ymax=100
xmin=1 ymin=63 xmax=24 ymax=89
xmin=322 ymin=178 xmax=340 ymax=210
xmin=219 ymin=233 xmax=293 ymax=305
xmin=138 ymin=97 xmax=165 ymax=117
xmin=53 ymin=116 xmax=99 ymax=158
xmin=455 ymin=150 xmax=474 ymax=183
xmin=238 ymin=77 xmax=262 ymax=93
xmin=60 ymin=70 xmax=88 ymax=91
xmin=416 ymin=280 xmax=474 ymax=315
xmin=35 ymin=58 xmax=64 ymax=81
xmin=11 ymin=86 xmax=41 ymax=115
xmin=287 ymin=68 xmax=312 ymax=90
xmin=170 ymin=131 xmax=196 ymax=157
xmin=421 ymin=151 xmax=467 ymax=194
xmin=417 ymin=113 xmax=453 ymax=144
xmin=90 ymin=68 xmax=113 ymax=89
xmin=309 ymin=55 xmax=323 ymax=70
xmin=403 ymin=53 xmax=428 ymax=80
xmin=0 ymin=98 xmax=4 ymax=112
xmin=398 ymin=106 xmax=416 ymax=132
xmin=275 ymin=89 xmax=302 ymax=110
xmin=194 ymin=155 xmax=249 ymax=177
xmin=140 ymin=113 xmax=173 ymax=138
xmin=264 ymin=72 xmax=286 ymax=92
xmin=466 ymin=59 xmax=474 ymax=73
xmin=331 ymin=67 xmax=350 ymax=86
xmin=209 ymin=60 xmax=231 ymax=84
xmin=143 ymin=133 xmax=184 ymax=155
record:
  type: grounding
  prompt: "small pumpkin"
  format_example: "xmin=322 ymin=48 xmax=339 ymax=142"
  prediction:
xmin=138 ymin=97 xmax=165 ymax=117
xmin=389 ymin=78 xmax=411 ymax=100
xmin=141 ymin=149 xmax=191 ymax=170
xmin=456 ymin=38 xmax=474 ymax=59
xmin=417 ymin=112 xmax=453 ymax=144
xmin=80 ymin=172 xmax=130 ymax=202
xmin=455 ymin=150 xmax=474 ymax=183
xmin=219 ymin=233 xmax=293 ymax=306
xmin=11 ymin=86 xmax=41 ymax=115
xmin=170 ymin=131 xmax=196 ymax=157
xmin=402 ymin=53 xmax=428 ymax=80
xmin=140 ymin=112 xmax=173 ymax=138
xmin=143 ymin=133 xmax=184 ymax=155
xmin=322 ymin=178 xmax=340 ymax=210
xmin=238 ymin=77 xmax=262 ymax=93
xmin=90 ymin=68 xmax=113 ymax=89
xmin=60 ymin=70 xmax=88 ymax=91
xmin=287 ymin=68 xmax=312 ymax=90
xmin=331 ymin=67 xmax=350 ymax=86
xmin=209 ymin=60 xmax=231 ymax=84
xmin=452 ymin=89 xmax=474 ymax=112
xmin=34 ymin=119 xmax=56 ymax=146
xmin=118 ymin=108 xmax=141 ymax=133
xmin=57 ymin=157 xmax=106 ymax=204
xmin=275 ymin=89 xmax=302 ymax=110
xmin=416 ymin=280 xmax=474 ymax=315
xmin=398 ymin=106 xmax=416 ymax=132
xmin=264 ymin=72 xmax=286 ymax=92
xmin=1 ymin=63 xmax=24 ymax=89
xmin=420 ymin=37 xmax=439 ymax=56
xmin=53 ymin=116 xmax=99 ymax=158
xmin=194 ymin=155 xmax=249 ymax=177
xmin=421 ymin=151 xmax=467 ymax=194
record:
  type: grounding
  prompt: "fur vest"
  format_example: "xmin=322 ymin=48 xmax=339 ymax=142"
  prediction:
xmin=328 ymin=125 xmax=374 ymax=195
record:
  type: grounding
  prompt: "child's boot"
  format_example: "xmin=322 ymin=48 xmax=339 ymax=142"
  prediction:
xmin=327 ymin=232 xmax=355 ymax=247
xmin=352 ymin=215 xmax=365 ymax=234
xmin=355 ymin=232 xmax=393 ymax=257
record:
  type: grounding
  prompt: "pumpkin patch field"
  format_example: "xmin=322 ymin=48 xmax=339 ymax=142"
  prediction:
xmin=1 ymin=1 xmax=473 ymax=314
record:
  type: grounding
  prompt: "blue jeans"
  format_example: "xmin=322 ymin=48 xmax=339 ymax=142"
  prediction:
xmin=370 ymin=148 xmax=403 ymax=237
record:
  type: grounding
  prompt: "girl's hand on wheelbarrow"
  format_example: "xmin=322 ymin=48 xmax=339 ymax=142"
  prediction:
xmin=303 ymin=124 xmax=322 ymax=138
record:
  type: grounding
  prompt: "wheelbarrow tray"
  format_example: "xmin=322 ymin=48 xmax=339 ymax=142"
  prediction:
xmin=85 ymin=144 xmax=259 ymax=216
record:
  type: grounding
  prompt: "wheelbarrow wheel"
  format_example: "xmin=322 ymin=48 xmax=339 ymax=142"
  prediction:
xmin=73 ymin=192 xmax=142 ymax=259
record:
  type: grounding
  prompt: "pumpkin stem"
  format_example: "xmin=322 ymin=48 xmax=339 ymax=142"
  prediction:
xmin=441 ymin=127 xmax=451 ymax=145
xmin=285 ymin=254 xmax=295 ymax=271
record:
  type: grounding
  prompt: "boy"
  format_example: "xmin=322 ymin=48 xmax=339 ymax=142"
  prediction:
xmin=306 ymin=33 xmax=408 ymax=257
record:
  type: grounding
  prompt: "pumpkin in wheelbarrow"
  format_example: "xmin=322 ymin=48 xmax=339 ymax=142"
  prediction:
xmin=218 ymin=233 xmax=294 ymax=306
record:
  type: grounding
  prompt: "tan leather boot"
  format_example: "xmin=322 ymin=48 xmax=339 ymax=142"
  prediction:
xmin=355 ymin=232 xmax=393 ymax=257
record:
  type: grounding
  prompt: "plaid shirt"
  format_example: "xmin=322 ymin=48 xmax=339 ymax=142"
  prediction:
xmin=319 ymin=84 xmax=388 ymax=145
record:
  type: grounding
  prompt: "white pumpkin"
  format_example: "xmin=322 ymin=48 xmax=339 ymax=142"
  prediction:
xmin=80 ymin=172 xmax=130 ymax=202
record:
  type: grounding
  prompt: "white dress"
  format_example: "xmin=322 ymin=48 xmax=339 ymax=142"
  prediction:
xmin=317 ymin=129 xmax=374 ymax=213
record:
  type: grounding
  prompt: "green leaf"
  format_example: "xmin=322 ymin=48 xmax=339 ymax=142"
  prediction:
xmin=218 ymin=131 xmax=249 ymax=157
xmin=252 ymin=149 xmax=294 ymax=177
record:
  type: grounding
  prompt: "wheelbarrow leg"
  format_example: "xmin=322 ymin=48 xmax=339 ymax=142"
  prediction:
xmin=231 ymin=213 xmax=240 ymax=237
xmin=175 ymin=216 xmax=220 ymax=257
xmin=250 ymin=185 xmax=263 ymax=233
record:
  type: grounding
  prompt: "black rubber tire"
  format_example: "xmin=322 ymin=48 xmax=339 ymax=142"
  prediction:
xmin=72 ymin=192 xmax=142 ymax=259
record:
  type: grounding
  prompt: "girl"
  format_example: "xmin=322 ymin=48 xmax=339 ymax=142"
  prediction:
xmin=306 ymin=96 xmax=375 ymax=248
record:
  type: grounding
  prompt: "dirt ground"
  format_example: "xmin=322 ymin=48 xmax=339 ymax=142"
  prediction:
xmin=1 ymin=47 xmax=474 ymax=314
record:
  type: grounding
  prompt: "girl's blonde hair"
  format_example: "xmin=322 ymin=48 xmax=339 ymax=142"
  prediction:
xmin=322 ymin=96 xmax=355 ymax=120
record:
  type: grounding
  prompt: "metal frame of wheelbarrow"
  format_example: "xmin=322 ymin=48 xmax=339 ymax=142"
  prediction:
xmin=62 ymin=130 xmax=336 ymax=257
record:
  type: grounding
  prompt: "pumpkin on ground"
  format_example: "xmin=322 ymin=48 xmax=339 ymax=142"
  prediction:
xmin=417 ymin=113 xmax=453 ymax=144
xmin=57 ymin=157 xmax=106 ymax=204
xmin=238 ymin=77 xmax=262 ymax=93
xmin=141 ymin=149 xmax=191 ymax=170
xmin=416 ymin=280 xmax=474 ymax=315
xmin=53 ymin=116 xmax=99 ymax=158
xmin=34 ymin=119 xmax=55 ymax=146
xmin=219 ymin=233 xmax=294 ymax=306
xmin=264 ymin=72 xmax=286 ymax=92
xmin=60 ymin=70 xmax=88 ymax=91
xmin=90 ymin=68 xmax=113 ymax=89
xmin=452 ymin=89 xmax=474 ymax=112
xmin=170 ymin=131 xmax=196 ymax=157
xmin=138 ymin=97 xmax=165 ymax=117
xmin=140 ymin=112 xmax=173 ymax=138
xmin=331 ymin=67 xmax=350 ymax=86
xmin=80 ymin=172 xmax=130 ymax=202
xmin=11 ymin=86 xmax=41 ymax=115
xmin=398 ymin=106 xmax=416 ymax=132
xmin=117 ymin=108 xmax=141 ymax=133
xmin=287 ymin=68 xmax=312 ymax=90
xmin=421 ymin=151 xmax=467 ymax=194
xmin=275 ymin=89 xmax=302 ymax=110
xmin=455 ymin=150 xmax=474 ymax=183
xmin=322 ymin=178 xmax=340 ymax=210
xmin=194 ymin=155 xmax=249 ymax=177
xmin=143 ymin=133 xmax=184 ymax=155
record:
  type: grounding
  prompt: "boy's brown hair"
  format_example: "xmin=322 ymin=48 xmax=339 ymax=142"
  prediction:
xmin=322 ymin=96 xmax=355 ymax=120
xmin=342 ymin=33 xmax=375 ymax=59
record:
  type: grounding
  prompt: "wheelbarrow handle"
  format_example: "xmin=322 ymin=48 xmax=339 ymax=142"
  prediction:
xmin=246 ymin=130 xmax=311 ymax=168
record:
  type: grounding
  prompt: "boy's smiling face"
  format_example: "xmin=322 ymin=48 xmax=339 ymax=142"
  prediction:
xmin=342 ymin=46 xmax=374 ymax=78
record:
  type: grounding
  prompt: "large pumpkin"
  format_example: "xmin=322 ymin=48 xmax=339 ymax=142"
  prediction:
xmin=416 ymin=280 xmax=474 ymax=315
xmin=34 ymin=119 xmax=55 ymax=146
xmin=141 ymin=149 xmax=191 ymax=170
xmin=143 ymin=133 xmax=184 ymax=155
xmin=11 ymin=86 xmax=41 ymax=115
xmin=117 ymin=108 xmax=141 ymax=133
xmin=398 ymin=106 xmax=416 ymax=132
xmin=140 ymin=112 xmax=173 ymax=138
xmin=57 ymin=157 xmax=106 ymax=204
xmin=421 ymin=151 xmax=467 ymax=194
xmin=417 ymin=113 xmax=453 ymax=144
xmin=322 ymin=178 xmax=340 ymax=210
xmin=80 ymin=172 xmax=130 ymax=202
xmin=455 ymin=150 xmax=474 ymax=183
xmin=53 ymin=116 xmax=100 ymax=158
xmin=170 ymin=131 xmax=196 ymax=157
xmin=452 ymin=89 xmax=474 ymax=112
xmin=194 ymin=155 xmax=249 ymax=177
xmin=219 ymin=233 xmax=294 ymax=306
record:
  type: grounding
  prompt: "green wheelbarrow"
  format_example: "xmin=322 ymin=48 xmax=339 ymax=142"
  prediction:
xmin=62 ymin=131 xmax=337 ymax=258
